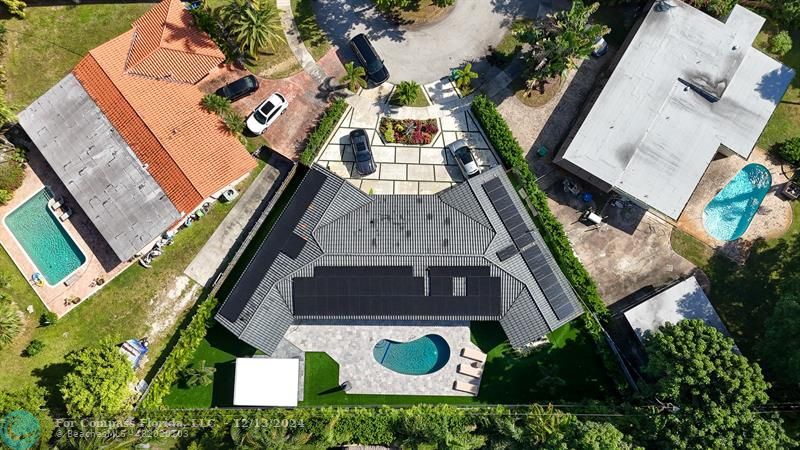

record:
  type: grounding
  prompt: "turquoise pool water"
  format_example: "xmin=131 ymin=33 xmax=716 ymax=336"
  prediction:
xmin=5 ymin=189 xmax=85 ymax=285
xmin=372 ymin=334 xmax=450 ymax=375
xmin=703 ymin=164 xmax=772 ymax=241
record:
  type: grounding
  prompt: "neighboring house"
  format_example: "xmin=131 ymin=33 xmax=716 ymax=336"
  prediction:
xmin=18 ymin=0 xmax=256 ymax=262
xmin=555 ymin=1 xmax=794 ymax=220
xmin=216 ymin=165 xmax=583 ymax=355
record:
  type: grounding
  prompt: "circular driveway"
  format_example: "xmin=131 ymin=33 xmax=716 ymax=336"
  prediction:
xmin=312 ymin=0 xmax=539 ymax=83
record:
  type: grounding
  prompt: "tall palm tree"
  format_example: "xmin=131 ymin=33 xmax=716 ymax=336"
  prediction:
xmin=0 ymin=301 xmax=20 ymax=349
xmin=184 ymin=360 xmax=216 ymax=387
xmin=222 ymin=0 xmax=285 ymax=59
xmin=340 ymin=61 xmax=367 ymax=92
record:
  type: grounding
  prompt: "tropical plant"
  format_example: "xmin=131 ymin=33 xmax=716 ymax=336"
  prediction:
xmin=340 ymin=61 xmax=367 ymax=92
xmin=23 ymin=339 xmax=44 ymax=357
xmin=183 ymin=360 xmax=216 ymax=387
xmin=0 ymin=301 xmax=20 ymax=348
xmin=230 ymin=421 xmax=314 ymax=448
xmin=223 ymin=111 xmax=246 ymax=135
xmin=39 ymin=311 xmax=57 ymax=326
xmin=452 ymin=63 xmax=478 ymax=93
xmin=392 ymin=81 xmax=421 ymax=106
xmin=769 ymin=30 xmax=793 ymax=57
xmin=201 ymin=93 xmax=232 ymax=114
xmin=643 ymin=320 xmax=794 ymax=449
xmin=774 ymin=136 xmax=800 ymax=166
xmin=0 ymin=189 xmax=11 ymax=206
xmin=0 ymin=0 xmax=25 ymax=19
xmin=221 ymin=0 xmax=285 ymax=59
xmin=520 ymin=1 xmax=607 ymax=93
xmin=60 ymin=341 xmax=136 ymax=418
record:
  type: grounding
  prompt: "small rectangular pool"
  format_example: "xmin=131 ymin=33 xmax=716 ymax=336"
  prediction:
xmin=5 ymin=189 xmax=86 ymax=285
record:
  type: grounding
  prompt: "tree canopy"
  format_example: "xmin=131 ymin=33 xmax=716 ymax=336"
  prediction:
xmin=643 ymin=320 xmax=793 ymax=449
xmin=59 ymin=341 xmax=135 ymax=418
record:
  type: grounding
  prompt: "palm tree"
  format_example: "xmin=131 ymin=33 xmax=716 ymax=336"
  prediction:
xmin=183 ymin=360 xmax=216 ymax=387
xmin=222 ymin=0 xmax=285 ymax=59
xmin=223 ymin=111 xmax=246 ymax=135
xmin=0 ymin=301 xmax=20 ymax=349
xmin=392 ymin=80 xmax=420 ymax=106
xmin=340 ymin=61 xmax=367 ymax=92
xmin=453 ymin=63 xmax=478 ymax=92
xmin=230 ymin=422 xmax=316 ymax=449
xmin=201 ymin=93 xmax=232 ymax=115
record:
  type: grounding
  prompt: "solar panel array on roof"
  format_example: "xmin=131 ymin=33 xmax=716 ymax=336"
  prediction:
xmin=293 ymin=266 xmax=502 ymax=318
xmin=482 ymin=177 xmax=533 ymax=249
xmin=281 ymin=233 xmax=307 ymax=259
xmin=218 ymin=169 xmax=327 ymax=322
xmin=521 ymin=245 xmax=576 ymax=320
xmin=496 ymin=244 xmax=518 ymax=261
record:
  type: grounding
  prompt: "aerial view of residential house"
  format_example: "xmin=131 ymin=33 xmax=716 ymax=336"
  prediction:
xmin=10 ymin=0 xmax=256 ymax=308
xmin=216 ymin=165 xmax=583 ymax=400
xmin=555 ymin=2 xmax=794 ymax=221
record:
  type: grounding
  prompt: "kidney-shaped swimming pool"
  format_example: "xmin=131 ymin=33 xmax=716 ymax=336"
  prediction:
xmin=372 ymin=334 xmax=450 ymax=375
xmin=703 ymin=163 xmax=772 ymax=241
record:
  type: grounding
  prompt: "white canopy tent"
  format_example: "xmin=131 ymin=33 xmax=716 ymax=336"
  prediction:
xmin=233 ymin=358 xmax=299 ymax=407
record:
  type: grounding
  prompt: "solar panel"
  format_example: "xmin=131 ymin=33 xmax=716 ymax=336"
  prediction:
xmin=315 ymin=266 xmax=413 ymax=277
xmin=281 ymin=233 xmax=306 ymax=259
xmin=496 ymin=244 xmax=518 ymax=261
xmin=521 ymin=244 xmax=578 ymax=320
xmin=513 ymin=232 xmax=534 ymax=249
xmin=428 ymin=266 xmax=490 ymax=277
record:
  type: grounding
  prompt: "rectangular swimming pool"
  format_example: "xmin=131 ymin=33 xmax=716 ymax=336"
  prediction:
xmin=5 ymin=189 xmax=86 ymax=285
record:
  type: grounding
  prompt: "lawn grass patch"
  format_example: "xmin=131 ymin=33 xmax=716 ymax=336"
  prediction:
xmin=669 ymin=228 xmax=713 ymax=267
xmin=394 ymin=0 xmax=453 ymax=26
xmin=489 ymin=20 xmax=530 ymax=68
xmin=291 ymin=0 xmax=331 ymax=61
xmin=3 ymin=3 xmax=153 ymax=108
xmin=0 ymin=164 xmax=263 ymax=398
xmin=755 ymin=23 xmax=800 ymax=150
xmin=390 ymin=83 xmax=429 ymax=107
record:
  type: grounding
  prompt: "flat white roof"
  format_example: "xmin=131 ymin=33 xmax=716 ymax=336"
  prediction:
xmin=624 ymin=276 xmax=731 ymax=342
xmin=233 ymin=358 xmax=299 ymax=407
xmin=557 ymin=2 xmax=794 ymax=219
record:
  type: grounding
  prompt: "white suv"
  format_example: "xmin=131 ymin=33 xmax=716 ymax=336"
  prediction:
xmin=246 ymin=92 xmax=287 ymax=135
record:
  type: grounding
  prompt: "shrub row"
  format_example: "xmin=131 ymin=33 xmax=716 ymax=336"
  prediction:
xmin=138 ymin=296 xmax=219 ymax=410
xmin=300 ymin=98 xmax=348 ymax=166
xmin=470 ymin=95 xmax=608 ymax=319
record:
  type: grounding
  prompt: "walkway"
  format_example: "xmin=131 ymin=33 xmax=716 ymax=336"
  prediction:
xmin=277 ymin=0 xmax=329 ymax=84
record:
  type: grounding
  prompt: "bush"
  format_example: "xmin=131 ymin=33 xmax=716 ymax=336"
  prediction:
xmin=470 ymin=95 xmax=607 ymax=319
xmin=299 ymin=98 xmax=348 ymax=166
xmin=39 ymin=311 xmax=57 ymax=326
xmin=769 ymin=31 xmax=793 ymax=57
xmin=139 ymin=297 xmax=219 ymax=409
xmin=379 ymin=118 xmax=438 ymax=145
xmin=201 ymin=93 xmax=231 ymax=115
xmin=391 ymin=81 xmax=420 ymax=106
xmin=23 ymin=339 xmax=43 ymax=357
xmin=0 ymin=161 xmax=25 ymax=192
xmin=774 ymin=136 xmax=800 ymax=166
xmin=222 ymin=111 xmax=245 ymax=135
xmin=0 ymin=189 xmax=11 ymax=206
xmin=0 ymin=0 xmax=26 ymax=19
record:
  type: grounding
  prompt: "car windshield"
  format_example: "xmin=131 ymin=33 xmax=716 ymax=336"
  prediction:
xmin=366 ymin=58 xmax=383 ymax=74
xmin=253 ymin=109 xmax=267 ymax=124
xmin=356 ymin=151 xmax=372 ymax=162
xmin=455 ymin=147 xmax=473 ymax=165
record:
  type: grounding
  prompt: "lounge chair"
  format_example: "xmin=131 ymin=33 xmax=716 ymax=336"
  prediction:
xmin=453 ymin=380 xmax=479 ymax=395
xmin=49 ymin=197 xmax=63 ymax=211
xmin=461 ymin=347 xmax=487 ymax=363
xmin=59 ymin=208 xmax=72 ymax=222
xmin=457 ymin=363 xmax=483 ymax=378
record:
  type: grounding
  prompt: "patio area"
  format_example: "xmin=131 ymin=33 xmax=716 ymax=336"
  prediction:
xmin=676 ymin=148 xmax=794 ymax=256
xmin=0 ymin=149 xmax=128 ymax=316
xmin=282 ymin=322 xmax=484 ymax=396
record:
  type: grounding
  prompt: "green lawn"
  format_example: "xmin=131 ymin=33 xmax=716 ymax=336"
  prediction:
xmin=243 ymin=0 xmax=302 ymax=79
xmin=291 ymin=0 xmax=331 ymax=61
xmin=390 ymin=84 xmax=430 ymax=107
xmin=3 ymin=3 xmax=155 ymax=108
xmin=301 ymin=322 xmax=617 ymax=406
xmin=0 ymin=164 xmax=263 ymax=401
xmin=755 ymin=23 xmax=800 ymax=150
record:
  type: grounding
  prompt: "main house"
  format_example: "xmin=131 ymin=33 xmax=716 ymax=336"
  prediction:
xmin=555 ymin=1 xmax=794 ymax=220
xmin=217 ymin=165 xmax=583 ymax=355
xmin=18 ymin=0 xmax=256 ymax=262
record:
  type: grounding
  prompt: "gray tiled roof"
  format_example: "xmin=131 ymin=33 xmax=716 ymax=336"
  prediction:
xmin=18 ymin=74 xmax=180 ymax=261
xmin=217 ymin=165 xmax=583 ymax=354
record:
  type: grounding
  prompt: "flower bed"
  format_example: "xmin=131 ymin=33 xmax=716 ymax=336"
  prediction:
xmin=379 ymin=118 xmax=439 ymax=145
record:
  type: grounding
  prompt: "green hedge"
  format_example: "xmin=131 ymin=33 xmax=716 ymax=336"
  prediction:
xmin=471 ymin=95 xmax=608 ymax=319
xmin=139 ymin=296 xmax=219 ymax=410
xmin=300 ymin=98 xmax=348 ymax=166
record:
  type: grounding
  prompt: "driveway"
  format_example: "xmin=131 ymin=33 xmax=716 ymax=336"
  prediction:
xmin=312 ymin=0 xmax=540 ymax=83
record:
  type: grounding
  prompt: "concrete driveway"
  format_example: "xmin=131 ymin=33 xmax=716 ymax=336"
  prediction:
xmin=312 ymin=0 xmax=540 ymax=83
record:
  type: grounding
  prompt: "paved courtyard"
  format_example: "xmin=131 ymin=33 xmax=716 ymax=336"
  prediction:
xmin=283 ymin=322 xmax=484 ymax=396
xmin=316 ymin=85 xmax=500 ymax=194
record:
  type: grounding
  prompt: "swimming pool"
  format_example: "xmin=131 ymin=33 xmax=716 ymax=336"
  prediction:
xmin=372 ymin=334 xmax=450 ymax=375
xmin=703 ymin=163 xmax=772 ymax=241
xmin=5 ymin=189 xmax=86 ymax=285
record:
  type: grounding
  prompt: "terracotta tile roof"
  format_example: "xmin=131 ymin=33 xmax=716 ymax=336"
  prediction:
xmin=71 ymin=0 xmax=256 ymax=213
xmin=125 ymin=0 xmax=225 ymax=84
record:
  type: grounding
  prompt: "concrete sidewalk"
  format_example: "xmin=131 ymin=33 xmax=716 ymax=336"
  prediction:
xmin=185 ymin=154 xmax=294 ymax=288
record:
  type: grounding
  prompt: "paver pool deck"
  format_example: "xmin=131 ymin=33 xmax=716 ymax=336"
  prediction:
xmin=283 ymin=323 xmax=483 ymax=396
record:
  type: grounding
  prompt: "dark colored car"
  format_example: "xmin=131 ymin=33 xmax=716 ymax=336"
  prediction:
xmin=215 ymin=75 xmax=259 ymax=101
xmin=349 ymin=129 xmax=376 ymax=176
xmin=349 ymin=33 xmax=390 ymax=86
